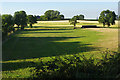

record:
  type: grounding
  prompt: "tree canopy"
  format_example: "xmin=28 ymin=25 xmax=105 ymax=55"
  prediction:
xmin=27 ymin=15 xmax=37 ymax=28
xmin=44 ymin=10 xmax=64 ymax=20
xmin=98 ymin=10 xmax=116 ymax=27
xmin=14 ymin=11 xmax=21 ymax=29
xmin=14 ymin=11 xmax=27 ymax=30
xmin=38 ymin=15 xmax=48 ymax=21
xmin=73 ymin=15 xmax=84 ymax=20
xmin=2 ymin=14 xmax=14 ymax=36
xmin=69 ymin=16 xmax=79 ymax=29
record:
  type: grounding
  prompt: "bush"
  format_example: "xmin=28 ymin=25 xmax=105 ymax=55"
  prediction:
xmin=29 ymin=50 xmax=120 ymax=80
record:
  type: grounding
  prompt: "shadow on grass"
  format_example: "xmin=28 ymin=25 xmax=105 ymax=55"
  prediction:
xmin=79 ymin=25 xmax=118 ymax=29
xmin=2 ymin=61 xmax=37 ymax=71
xmin=24 ymin=26 xmax=74 ymax=31
xmin=2 ymin=36 xmax=99 ymax=61
xmin=33 ymin=26 xmax=72 ymax=28
xmin=2 ymin=37 xmax=98 ymax=71
xmin=2 ymin=27 xmax=100 ymax=71
xmin=24 ymin=28 xmax=73 ymax=31
xmin=19 ymin=31 xmax=73 ymax=34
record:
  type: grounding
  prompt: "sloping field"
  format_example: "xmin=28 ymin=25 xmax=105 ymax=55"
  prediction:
xmin=2 ymin=20 xmax=118 ymax=78
xmin=87 ymin=28 xmax=118 ymax=51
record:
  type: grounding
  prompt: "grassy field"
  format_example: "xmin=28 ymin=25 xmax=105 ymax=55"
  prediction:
xmin=2 ymin=20 xmax=118 ymax=78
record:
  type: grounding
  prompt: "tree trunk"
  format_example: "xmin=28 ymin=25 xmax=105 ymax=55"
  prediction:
xmin=21 ymin=25 xmax=24 ymax=30
xmin=30 ymin=24 xmax=32 ymax=28
xmin=103 ymin=23 xmax=105 ymax=27
xmin=74 ymin=26 xmax=76 ymax=29
xmin=74 ymin=23 xmax=76 ymax=29
xmin=13 ymin=28 xmax=15 ymax=32
xmin=107 ymin=23 xmax=110 ymax=27
xmin=18 ymin=25 xmax=20 ymax=30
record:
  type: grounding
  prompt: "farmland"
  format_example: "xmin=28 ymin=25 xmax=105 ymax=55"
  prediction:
xmin=2 ymin=20 xmax=118 ymax=78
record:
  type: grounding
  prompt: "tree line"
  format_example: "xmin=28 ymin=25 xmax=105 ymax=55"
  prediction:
xmin=2 ymin=9 xmax=117 ymax=39
xmin=2 ymin=10 xmax=85 ymax=38
xmin=38 ymin=10 xmax=64 ymax=21
xmin=69 ymin=10 xmax=117 ymax=29
xmin=36 ymin=10 xmax=84 ymax=21
xmin=2 ymin=11 xmax=37 ymax=38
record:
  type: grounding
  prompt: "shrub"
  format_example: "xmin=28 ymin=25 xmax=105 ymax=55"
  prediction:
xmin=29 ymin=50 xmax=120 ymax=80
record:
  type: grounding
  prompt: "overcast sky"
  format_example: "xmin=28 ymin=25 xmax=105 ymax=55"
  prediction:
xmin=1 ymin=2 xmax=118 ymax=19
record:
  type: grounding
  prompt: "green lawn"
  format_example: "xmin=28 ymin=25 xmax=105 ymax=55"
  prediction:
xmin=3 ymin=26 xmax=102 ymax=61
xmin=2 ymin=21 xmax=118 ymax=78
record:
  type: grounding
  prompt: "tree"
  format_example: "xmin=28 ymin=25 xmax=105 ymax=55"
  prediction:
xmin=58 ymin=15 xmax=64 ymax=20
xmin=19 ymin=11 xmax=27 ymax=30
xmin=73 ymin=14 xmax=84 ymax=20
xmin=79 ymin=15 xmax=84 ymax=20
xmin=2 ymin=14 xmax=14 ymax=36
xmin=27 ymin=15 xmax=37 ymax=28
xmin=33 ymin=15 xmax=37 ymax=23
xmin=44 ymin=10 xmax=64 ymax=20
xmin=14 ymin=11 xmax=21 ymax=30
xmin=69 ymin=17 xmax=79 ymax=29
xmin=39 ymin=15 xmax=48 ymax=21
xmin=119 ymin=16 xmax=120 ymax=20
xmin=109 ymin=11 xmax=116 ymax=25
xmin=14 ymin=11 xmax=27 ymax=30
xmin=99 ymin=10 xmax=116 ymax=27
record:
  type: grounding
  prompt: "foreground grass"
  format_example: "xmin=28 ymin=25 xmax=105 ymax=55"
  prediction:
xmin=2 ymin=21 xmax=118 ymax=78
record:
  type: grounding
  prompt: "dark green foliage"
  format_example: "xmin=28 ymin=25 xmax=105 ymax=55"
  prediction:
xmin=44 ymin=10 xmax=64 ymax=20
xmin=73 ymin=15 xmax=84 ymax=20
xmin=38 ymin=15 xmax=48 ymax=21
xmin=2 ymin=14 xmax=14 ymax=36
xmin=19 ymin=11 xmax=27 ymax=30
xmin=118 ymin=16 xmax=120 ymax=20
xmin=44 ymin=10 xmax=60 ymax=20
xmin=32 ymin=55 xmax=97 ymax=80
xmin=27 ymin=15 xmax=37 ymax=28
xmin=84 ymin=19 xmax=98 ymax=21
xmin=14 ymin=11 xmax=21 ymax=30
xmin=99 ymin=10 xmax=116 ymax=27
xmin=99 ymin=51 xmax=120 ymax=80
xmin=109 ymin=11 xmax=116 ymax=25
xmin=14 ymin=11 xmax=27 ymax=30
xmin=37 ymin=13 xmax=64 ymax=21
xmin=69 ymin=17 xmax=79 ymax=29
xmin=29 ymin=51 xmax=120 ymax=80
xmin=33 ymin=15 xmax=37 ymax=23
xmin=58 ymin=15 xmax=64 ymax=20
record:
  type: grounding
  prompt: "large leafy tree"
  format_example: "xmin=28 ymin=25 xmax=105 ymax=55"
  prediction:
xmin=27 ymin=15 xmax=37 ymax=28
xmin=99 ymin=10 xmax=116 ymax=27
xmin=73 ymin=15 xmax=84 ymax=20
xmin=19 ymin=11 xmax=27 ymax=30
xmin=14 ymin=11 xmax=27 ymax=30
xmin=44 ymin=10 xmax=64 ymax=20
xmin=14 ymin=11 xmax=21 ymax=30
xmin=2 ymin=14 xmax=14 ymax=36
xmin=69 ymin=17 xmax=79 ymax=29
